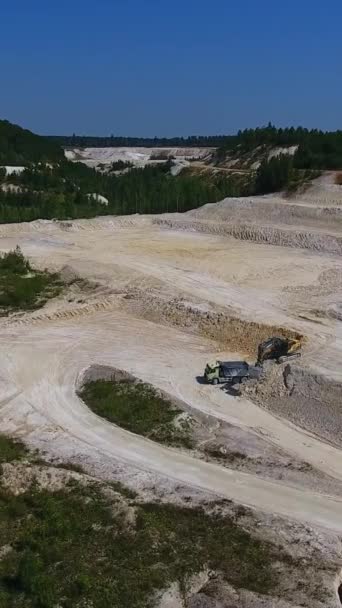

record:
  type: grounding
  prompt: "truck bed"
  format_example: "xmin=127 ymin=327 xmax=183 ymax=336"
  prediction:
xmin=219 ymin=361 xmax=249 ymax=378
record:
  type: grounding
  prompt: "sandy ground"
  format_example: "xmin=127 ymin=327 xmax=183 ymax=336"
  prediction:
xmin=0 ymin=175 xmax=342 ymax=538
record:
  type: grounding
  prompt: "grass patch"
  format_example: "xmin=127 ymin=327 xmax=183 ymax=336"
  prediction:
xmin=79 ymin=380 xmax=193 ymax=448
xmin=0 ymin=435 xmax=27 ymax=464
xmin=0 ymin=483 xmax=278 ymax=608
xmin=0 ymin=247 xmax=63 ymax=314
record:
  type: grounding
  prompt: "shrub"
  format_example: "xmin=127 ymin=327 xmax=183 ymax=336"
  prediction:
xmin=0 ymin=247 xmax=63 ymax=313
xmin=0 ymin=246 xmax=31 ymax=275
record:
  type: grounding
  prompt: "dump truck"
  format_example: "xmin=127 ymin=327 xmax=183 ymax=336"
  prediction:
xmin=204 ymin=336 xmax=302 ymax=386
xmin=204 ymin=361 xmax=262 ymax=385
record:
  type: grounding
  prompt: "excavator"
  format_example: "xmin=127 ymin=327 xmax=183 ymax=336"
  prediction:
xmin=204 ymin=336 xmax=302 ymax=384
xmin=256 ymin=336 xmax=302 ymax=366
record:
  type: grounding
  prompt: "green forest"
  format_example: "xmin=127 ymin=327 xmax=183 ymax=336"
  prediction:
xmin=0 ymin=120 xmax=63 ymax=165
xmin=49 ymin=124 xmax=342 ymax=170
xmin=217 ymin=123 xmax=342 ymax=170
xmin=0 ymin=162 xmax=250 ymax=223
xmin=3 ymin=118 xmax=342 ymax=170
xmin=0 ymin=119 xmax=341 ymax=224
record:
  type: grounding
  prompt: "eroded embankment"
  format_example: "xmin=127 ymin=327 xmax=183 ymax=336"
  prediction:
xmin=187 ymin=197 xmax=342 ymax=227
xmin=0 ymin=214 xmax=151 ymax=236
xmin=154 ymin=218 xmax=342 ymax=255
xmin=241 ymin=363 xmax=342 ymax=447
xmin=124 ymin=293 xmax=301 ymax=358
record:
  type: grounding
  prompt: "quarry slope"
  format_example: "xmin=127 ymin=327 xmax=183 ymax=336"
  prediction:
xmin=0 ymin=175 xmax=341 ymax=536
xmin=65 ymin=146 xmax=212 ymax=168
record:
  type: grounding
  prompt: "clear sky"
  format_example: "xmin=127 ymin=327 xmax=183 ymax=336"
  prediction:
xmin=1 ymin=0 xmax=342 ymax=136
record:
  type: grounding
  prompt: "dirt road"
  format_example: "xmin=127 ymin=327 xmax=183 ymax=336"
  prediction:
xmin=0 ymin=177 xmax=342 ymax=531
xmin=1 ymin=312 xmax=342 ymax=532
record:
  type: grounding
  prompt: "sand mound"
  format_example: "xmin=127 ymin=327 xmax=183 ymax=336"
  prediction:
xmin=154 ymin=217 xmax=342 ymax=255
xmin=241 ymin=362 xmax=342 ymax=446
xmin=186 ymin=196 xmax=342 ymax=228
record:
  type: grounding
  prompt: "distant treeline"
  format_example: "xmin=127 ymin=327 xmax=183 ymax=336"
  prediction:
xmin=48 ymin=135 xmax=226 ymax=148
xmin=0 ymin=120 xmax=64 ymax=165
xmin=48 ymin=124 xmax=342 ymax=170
xmin=3 ymin=116 xmax=342 ymax=171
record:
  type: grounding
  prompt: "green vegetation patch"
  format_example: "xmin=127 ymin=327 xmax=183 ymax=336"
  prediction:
xmin=0 ymin=247 xmax=63 ymax=314
xmin=1 ymin=120 xmax=341 ymax=226
xmin=217 ymin=123 xmax=342 ymax=170
xmin=255 ymin=154 xmax=320 ymax=195
xmin=0 ymin=482 xmax=278 ymax=608
xmin=0 ymin=119 xmax=63 ymax=165
xmin=79 ymin=379 xmax=193 ymax=448
xmin=0 ymin=435 xmax=27 ymax=464
xmin=0 ymin=161 xmax=255 ymax=224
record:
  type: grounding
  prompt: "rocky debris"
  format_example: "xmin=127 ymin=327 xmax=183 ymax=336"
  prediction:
xmin=188 ymin=577 xmax=300 ymax=608
xmin=310 ymin=303 xmax=342 ymax=321
xmin=79 ymin=363 xmax=136 ymax=386
xmin=241 ymin=362 xmax=342 ymax=447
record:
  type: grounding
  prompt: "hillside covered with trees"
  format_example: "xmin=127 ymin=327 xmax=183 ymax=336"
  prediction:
xmin=0 ymin=161 xmax=250 ymax=223
xmin=0 ymin=119 xmax=341 ymax=224
xmin=216 ymin=123 xmax=342 ymax=170
xmin=0 ymin=120 xmax=64 ymax=165
xmin=49 ymin=124 xmax=342 ymax=170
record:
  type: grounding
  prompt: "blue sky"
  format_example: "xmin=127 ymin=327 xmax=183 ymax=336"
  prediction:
xmin=1 ymin=0 xmax=341 ymax=136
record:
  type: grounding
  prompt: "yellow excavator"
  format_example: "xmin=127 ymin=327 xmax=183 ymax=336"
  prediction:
xmin=257 ymin=336 xmax=302 ymax=366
